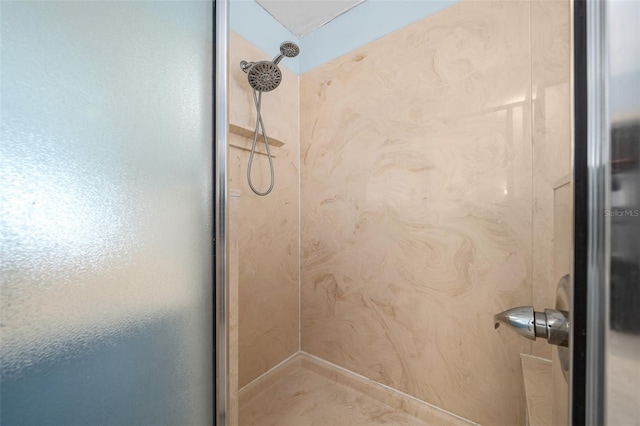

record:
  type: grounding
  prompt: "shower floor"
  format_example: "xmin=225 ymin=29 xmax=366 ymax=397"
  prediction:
xmin=238 ymin=353 xmax=474 ymax=426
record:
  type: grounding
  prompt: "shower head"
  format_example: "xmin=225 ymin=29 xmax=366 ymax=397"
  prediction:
xmin=240 ymin=41 xmax=299 ymax=92
xmin=272 ymin=41 xmax=300 ymax=65
xmin=247 ymin=61 xmax=282 ymax=92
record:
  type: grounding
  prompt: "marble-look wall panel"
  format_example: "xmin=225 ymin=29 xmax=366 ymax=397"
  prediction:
xmin=228 ymin=191 xmax=240 ymax=426
xmin=300 ymin=2 xmax=533 ymax=424
xmin=530 ymin=0 xmax=572 ymax=359
xmin=520 ymin=354 xmax=553 ymax=426
xmin=228 ymin=32 xmax=300 ymax=388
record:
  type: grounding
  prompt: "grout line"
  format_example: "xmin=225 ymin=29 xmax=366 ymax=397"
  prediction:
xmin=299 ymin=351 xmax=480 ymax=426
xmin=238 ymin=351 xmax=302 ymax=394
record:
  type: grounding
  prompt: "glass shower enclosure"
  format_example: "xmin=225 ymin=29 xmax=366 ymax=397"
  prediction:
xmin=0 ymin=2 xmax=215 ymax=424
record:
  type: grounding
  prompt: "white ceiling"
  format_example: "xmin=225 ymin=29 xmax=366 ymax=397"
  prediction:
xmin=256 ymin=0 xmax=365 ymax=38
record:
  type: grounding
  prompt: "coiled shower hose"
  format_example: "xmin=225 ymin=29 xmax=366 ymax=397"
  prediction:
xmin=247 ymin=89 xmax=274 ymax=196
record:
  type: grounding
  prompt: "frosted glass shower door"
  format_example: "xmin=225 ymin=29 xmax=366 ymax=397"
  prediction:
xmin=0 ymin=2 xmax=213 ymax=425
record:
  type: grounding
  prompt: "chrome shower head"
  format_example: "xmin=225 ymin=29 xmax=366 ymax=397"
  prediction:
xmin=272 ymin=41 xmax=300 ymax=65
xmin=246 ymin=61 xmax=282 ymax=92
xmin=240 ymin=41 xmax=299 ymax=92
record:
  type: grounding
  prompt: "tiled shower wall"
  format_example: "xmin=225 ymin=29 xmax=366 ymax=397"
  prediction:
xmin=299 ymin=0 xmax=570 ymax=424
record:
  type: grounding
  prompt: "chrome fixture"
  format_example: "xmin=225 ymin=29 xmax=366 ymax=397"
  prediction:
xmin=494 ymin=306 xmax=569 ymax=347
xmin=272 ymin=41 xmax=300 ymax=66
xmin=240 ymin=41 xmax=299 ymax=92
xmin=494 ymin=275 xmax=571 ymax=347
xmin=239 ymin=41 xmax=300 ymax=196
xmin=243 ymin=61 xmax=282 ymax=93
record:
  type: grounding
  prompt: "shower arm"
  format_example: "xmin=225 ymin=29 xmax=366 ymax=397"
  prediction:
xmin=271 ymin=54 xmax=285 ymax=66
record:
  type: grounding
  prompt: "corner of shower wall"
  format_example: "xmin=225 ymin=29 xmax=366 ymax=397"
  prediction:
xmin=227 ymin=30 xmax=301 ymax=389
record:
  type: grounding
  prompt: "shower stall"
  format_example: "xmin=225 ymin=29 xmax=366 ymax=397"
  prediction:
xmin=1 ymin=0 xmax=638 ymax=425
xmin=217 ymin=0 xmax=638 ymax=425
xmin=220 ymin=0 xmax=575 ymax=425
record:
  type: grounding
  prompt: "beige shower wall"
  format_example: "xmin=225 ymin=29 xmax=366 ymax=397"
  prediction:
xmin=300 ymin=1 xmax=569 ymax=424
xmin=531 ymin=0 xmax=572 ymax=359
xmin=228 ymin=31 xmax=300 ymax=388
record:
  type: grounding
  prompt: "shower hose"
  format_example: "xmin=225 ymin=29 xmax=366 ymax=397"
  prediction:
xmin=247 ymin=89 xmax=274 ymax=196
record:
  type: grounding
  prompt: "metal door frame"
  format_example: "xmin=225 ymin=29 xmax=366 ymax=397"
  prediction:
xmin=215 ymin=0 xmax=229 ymax=424
xmin=574 ymin=0 xmax=610 ymax=424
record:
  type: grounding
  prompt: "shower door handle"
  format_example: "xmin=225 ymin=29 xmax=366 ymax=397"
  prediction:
xmin=494 ymin=306 xmax=569 ymax=347
xmin=494 ymin=275 xmax=571 ymax=347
